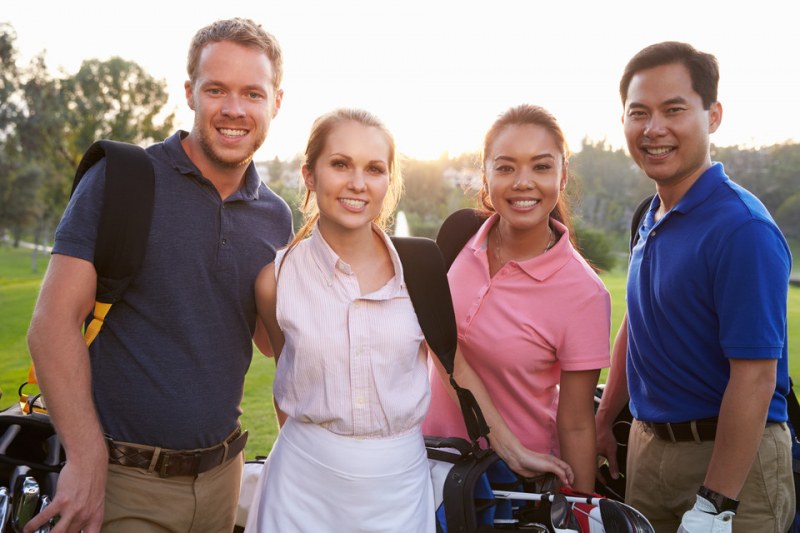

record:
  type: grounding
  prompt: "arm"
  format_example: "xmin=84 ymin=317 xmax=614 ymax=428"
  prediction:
xmin=703 ymin=358 xmax=776 ymax=497
xmin=253 ymin=316 xmax=273 ymax=357
xmin=594 ymin=312 xmax=630 ymax=481
xmin=557 ymin=369 xmax=601 ymax=493
xmin=254 ymin=263 xmax=288 ymax=429
xmin=24 ymin=254 xmax=106 ymax=533
xmin=432 ymin=347 xmax=574 ymax=486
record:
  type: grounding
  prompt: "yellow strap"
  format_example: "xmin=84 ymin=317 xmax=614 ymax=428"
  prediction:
xmin=25 ymin=300 xmax=112 ymax=403
xmin=84 ymin=301 xmax=113 ymax=346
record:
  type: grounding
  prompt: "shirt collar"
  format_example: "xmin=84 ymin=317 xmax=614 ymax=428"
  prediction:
xmin=308 ymin=222 xmax=405 ymax=296
xmin=670 ymin=162 xmax=727 ymax=215
xmin=469 ymin=213 xmax=572 ymax=282
xmin=163 ymin=130 xmax=261 ymax=201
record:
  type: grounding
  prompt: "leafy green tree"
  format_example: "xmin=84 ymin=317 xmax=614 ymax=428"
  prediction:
xmin=573 ymin=223 xmax=615 ymax=272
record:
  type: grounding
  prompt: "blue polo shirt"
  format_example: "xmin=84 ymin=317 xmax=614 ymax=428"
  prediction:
xmin=53 ymin=131 xmax=293 ymax=449
xmin=627 ymin=163 xmax=791 ymax=424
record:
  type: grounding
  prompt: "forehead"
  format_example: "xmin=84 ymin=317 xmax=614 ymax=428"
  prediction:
xmin=489 ymin=124 xmax=561 ymax=159
xmin=324 ymin=121 xmax=391 ymax=160
xmin=195 ymin=40 xmax=274 ymax=88
xmin=626 ymin=63 xmax=701 ymax=107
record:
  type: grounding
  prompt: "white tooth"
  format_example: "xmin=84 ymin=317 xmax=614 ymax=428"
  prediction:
xmin=340 ymin=199 xmax=366 ymax=208
xmin=219 ymin=128 xmax=246 ymax=137
xmin=647 ymin=147 xmax=672 ymax=155
xmin=511 ymin=199 xmax=539 ymax=207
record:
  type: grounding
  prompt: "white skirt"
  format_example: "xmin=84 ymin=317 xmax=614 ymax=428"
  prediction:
xmin=245 ymin=417 xmax=435 ymax=533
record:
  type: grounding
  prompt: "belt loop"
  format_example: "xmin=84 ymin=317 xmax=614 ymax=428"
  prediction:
xmin=148 ymin=446 xmax=162 ymax=474
xmin=690 ymin=420 xmax=702 ymax=443
xmin=666 ymin=423 xmax=677 ymax=443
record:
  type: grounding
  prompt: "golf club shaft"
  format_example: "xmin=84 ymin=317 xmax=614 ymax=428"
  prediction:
xmin=493 ymin=490 xmax=606 ymax=506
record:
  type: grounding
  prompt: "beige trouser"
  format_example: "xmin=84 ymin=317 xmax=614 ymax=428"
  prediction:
xmin=626 ymin=419 xmax=794 ymax=533
xmin=103 ymin=449 xmax=244 ymax=533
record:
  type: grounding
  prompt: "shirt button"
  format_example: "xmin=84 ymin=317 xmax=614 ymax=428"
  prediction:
xmin=221 ymin=238 xmax=227 ymax=245
xmin=356 ymin=349 xmax=362 ymax=356
xmin=357 ymin=397 xmax=365 ymax=405
xmin=466 ymin=315 xmax=471 ymax=322
xmin=354 ymin=302 xmax=360 ymax=309
xmin=222 ymin=204 xmax=226 ymax=209
xmin=475 ymin=298 xmax=480 ymax=303
xmin=651 ymin=230 xmax=656 ymax=236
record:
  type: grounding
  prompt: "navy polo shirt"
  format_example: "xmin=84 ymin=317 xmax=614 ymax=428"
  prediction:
xmin=627 ymin=163 xmax=792 ymax=424
xmin=53 ymin=131 xmax=293 ymax=449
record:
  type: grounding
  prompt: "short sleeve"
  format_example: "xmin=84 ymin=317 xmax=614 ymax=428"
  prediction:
xmin=51 ymin=159 xmax=106 ymax=262
xmin=714 ymin=220 xmax=791 ymax=359
xmin=558 ymin=290 xmax=612 ymax=371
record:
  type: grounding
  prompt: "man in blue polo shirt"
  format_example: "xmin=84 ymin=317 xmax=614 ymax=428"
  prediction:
xmin=26 ymin=18 xmax=293 ymax=532
xmin=595 ymin=42 xmax=793 ymax=532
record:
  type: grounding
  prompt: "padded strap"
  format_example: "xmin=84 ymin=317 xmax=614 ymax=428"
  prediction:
xmin=391 ymin=236 xmax=492 ymax=448
xmin=436 ymin=208 xmax=489 ymax=271
xmin=83 ymin=301 xmax=114 ymax=346
xmin=630 ymin=195 xmax=655 ymax=253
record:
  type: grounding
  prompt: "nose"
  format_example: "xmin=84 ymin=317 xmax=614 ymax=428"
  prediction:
xmin=222 ymin=95 xmax=246 ymax=119
xmin=348 ymin=170 xmax=367 ymax=192
xmin=643 ymin=113 xmax=667 ymax=138
xmin=512 ymin=168 xmax=535 ymax=190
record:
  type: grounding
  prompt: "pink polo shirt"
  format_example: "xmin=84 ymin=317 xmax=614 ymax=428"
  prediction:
xmin=422 ymin=215 xmax=611 ymax=456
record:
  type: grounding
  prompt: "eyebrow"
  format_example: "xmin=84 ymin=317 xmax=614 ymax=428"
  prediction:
xmin=493 ymin=153 xmax=555 ymax=163
xmin=329 ymin=153 xmax=387 ymax=165
xmin=628 ymin=96 xmax=689 ymax=109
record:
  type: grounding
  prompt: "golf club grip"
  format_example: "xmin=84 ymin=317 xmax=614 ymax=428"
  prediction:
xmin=0 ymin=424 xmax=21 ymax=454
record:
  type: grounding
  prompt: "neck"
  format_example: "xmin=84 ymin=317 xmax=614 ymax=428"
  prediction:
xmin=656 ymin=160 xmax=713 ymax=214
xmin=317 ymin=218 xmax=382 ymax=265
xmin=181 ymin=133 xmax=248 ymax=200
xmin=494 ymin=216 xmax=554 ymax=265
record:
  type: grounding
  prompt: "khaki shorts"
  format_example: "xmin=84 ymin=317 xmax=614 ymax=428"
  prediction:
xmin=626 ymin=419 xmax=794 ymax=533
xmin=103 ymin=449 xmax=244 ymax=533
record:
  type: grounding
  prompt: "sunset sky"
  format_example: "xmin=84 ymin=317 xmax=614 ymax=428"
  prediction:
xmin=5 ymin=0 xmax=799 ymax=161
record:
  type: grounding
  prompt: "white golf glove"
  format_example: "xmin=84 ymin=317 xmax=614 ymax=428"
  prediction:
xmin=677 ymin=494 xmax=734 ymax=533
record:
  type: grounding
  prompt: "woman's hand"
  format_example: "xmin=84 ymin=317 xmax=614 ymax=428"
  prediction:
xmin=497 ymin=443 xmax=574 ymax=487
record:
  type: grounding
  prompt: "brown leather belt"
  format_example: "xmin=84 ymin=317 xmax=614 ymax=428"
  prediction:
xmin=106 ymin=427 xmax=248 ymax=478
xmin=643 ymin=418 xmax=779 ymax=443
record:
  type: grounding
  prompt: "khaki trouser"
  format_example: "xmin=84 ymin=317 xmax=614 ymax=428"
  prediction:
xmin=626 ymin=419 xmax=794 ymax=533
xmin=103 ymin=449 xmax=244 ymax=533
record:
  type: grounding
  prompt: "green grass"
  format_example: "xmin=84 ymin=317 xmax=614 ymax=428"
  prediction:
xmin=1 ymin=247 xmax=798 ymax=460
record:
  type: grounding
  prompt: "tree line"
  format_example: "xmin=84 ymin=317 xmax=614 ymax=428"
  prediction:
xmin=2 ymin=21 xmax=798 ymax=272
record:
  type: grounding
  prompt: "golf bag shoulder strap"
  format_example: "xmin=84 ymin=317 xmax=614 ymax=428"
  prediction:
xmin=436 ymin=209 xmax=490 ymax=271
xmin=27 ymin=141 xmax=155 ymax=389
xmin=391 ymin=236 xmax=490 ymax=447
xmin=630 ymin=195 xmax=655 ymax=253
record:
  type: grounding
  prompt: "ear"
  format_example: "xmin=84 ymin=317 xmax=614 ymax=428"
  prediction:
xmin=185 ymin=80 xmax=195 ymax=111
xmin=272 ymin=89 xmax=284 ymax=119
xmin=302 ymin=165 xmax=315 ymax=192
xmin=560 ymin=161 xmax=569 ymax=191
xmin=708 ymin=101 xmax=722 ymax=134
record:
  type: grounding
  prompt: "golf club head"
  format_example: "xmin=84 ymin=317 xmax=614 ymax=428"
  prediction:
xmin=32 ymin=495 xmax=52 ymax=533
xmin=0 ymin=486 xmax=10 ymax=531
xmin=618 ymin=502 xmax=654 ymax=533
xmin=12 ymin=476 xmax=40 ymax=532
xmin=598 ymin=499 xmax=636 ymax=533
xmin=550 ymin=493 xmax=581 ymax=533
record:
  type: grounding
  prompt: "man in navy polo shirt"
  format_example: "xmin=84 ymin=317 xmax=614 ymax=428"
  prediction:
xmin=26 ymin=18 xmax=293 ymax=532
xmin=595 ymin=42 xmax=793 ymax=532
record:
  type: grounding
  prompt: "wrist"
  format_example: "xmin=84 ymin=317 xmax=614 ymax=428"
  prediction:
xmin=697 ymin=485 xmax=739 ymax=515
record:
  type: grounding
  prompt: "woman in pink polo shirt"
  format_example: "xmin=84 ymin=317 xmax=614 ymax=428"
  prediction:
xmin=423 ymin=105 xmax=612 ymax=492
xmin=247 ymin=108 xmax=573 ymax=532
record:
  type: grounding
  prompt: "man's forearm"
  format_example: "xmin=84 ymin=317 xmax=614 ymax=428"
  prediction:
xmin=596 ymin=314 xmax=630 ymax=427
xmin=703 ymin=358 xmax=776 ymax=498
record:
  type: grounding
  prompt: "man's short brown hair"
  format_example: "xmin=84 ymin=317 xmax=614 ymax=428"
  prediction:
xmin=187 ymin=18 xmax=283 ymax=90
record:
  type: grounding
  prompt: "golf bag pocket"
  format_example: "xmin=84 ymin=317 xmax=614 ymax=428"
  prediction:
xmin=426 ymin=435 xmax=526 ymax=532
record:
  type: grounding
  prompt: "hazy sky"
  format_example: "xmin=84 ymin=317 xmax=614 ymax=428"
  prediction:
xmin=4 ymin=0 xmax=799 ymax=161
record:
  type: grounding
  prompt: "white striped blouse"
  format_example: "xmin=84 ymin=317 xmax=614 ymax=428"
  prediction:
xmin=272 ymin=225 xmax=431 ymax=439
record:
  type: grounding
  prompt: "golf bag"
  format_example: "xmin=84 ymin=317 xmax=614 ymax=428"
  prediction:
xmin=0 ymin=141 xmax=154 ymax=531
